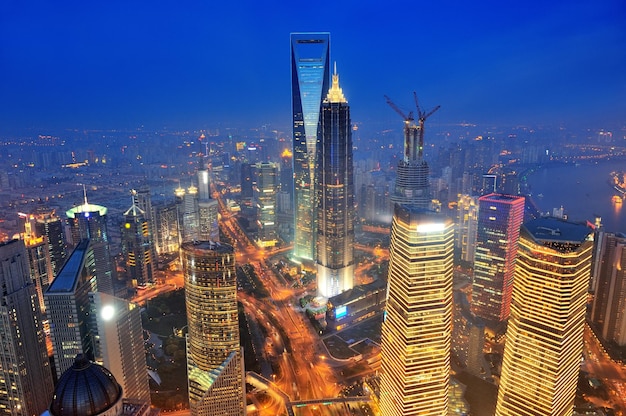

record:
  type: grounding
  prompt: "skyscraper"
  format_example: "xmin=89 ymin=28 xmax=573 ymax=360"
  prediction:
xmin=495 ymin=218 xmax=593 ymax=416
xmin=182 ymin=241 xmax=245 ymax=416
xmin=33 ymin=207 xmax=67 ymax=277
xmin=0 ymin=239 xmax=54 ymax=416
xmin=45 ymin=239 xmax=98 ymax=379
xmin=121 ymin=191 xmax=156 ymax=287
xmin=66 ymin=194 xmax=114 ymax=295
xmin=315 ymin=66 xmax=355 ymax=298
xmin=590 ymin=231 xmax=626 ymax=345
xmin=471 ymin=193 xmax=525 ymax=323
xmin=291 ymin=32 xmax=330 ymax=260
xmin=379 ymin=205 xmax=454 ymax=416
xmin=90 ymin=292 xmax=151 ymax=404
xmin=197 ymin=169 xmax=220 ymax=242
xmin=254 ymin=162 xmax=278 ymax=248
xmin=388 ymin=94 xmax=439 ymax=210
xmin=456 ymin=194 xmax=479 ymax=263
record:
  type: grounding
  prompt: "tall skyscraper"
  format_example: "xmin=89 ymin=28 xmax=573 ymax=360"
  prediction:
xmin=177 ymin=184 xmax=200 ymax=243
xmin=291 ymin=32 xmax=330 ymax=260
xmin=495 ymin=218 xmax=593 ymax=416
xmin=0 ymin=239 xmax=54 ymax=416
xmin=45 ymin=239 xmax=98 ymax=379
xmin=471 ymin=193 xmax=525 ymax=323
xmin=121 ymin=191 xmax=156 ymax=287
xmin=197 ymin=169 xmax=220 ymax=242
xmin=254 ymin=162 xmax=278 ymax=248
xmin=379 ymin=205 xmax=454 ymax=416
xmin=154 ymin=201 xmax=180 ymax=255
xmin=66 ymin=193 xmax=114 ymax=295
xmin=182 ymin=241 xmax=245 ymax=416
xmin=315 ymin=66 xmax=355 ymax=298
xmin=591 ymin=231 xmax=626 ymax=345
xmin=90 ymin=292 xmax=151 ymax=404
xmin=388 ymin=94 xmax=439 ymax=210
xmin=20 ymin=212 xmax=54 ymax=313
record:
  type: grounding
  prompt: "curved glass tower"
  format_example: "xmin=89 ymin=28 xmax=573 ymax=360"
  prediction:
xmin=291 ymin=32 xmax=330 ymax=260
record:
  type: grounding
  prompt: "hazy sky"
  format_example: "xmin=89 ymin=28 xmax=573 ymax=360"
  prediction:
xmin=1 ymin=0 xmax=625 ymax=133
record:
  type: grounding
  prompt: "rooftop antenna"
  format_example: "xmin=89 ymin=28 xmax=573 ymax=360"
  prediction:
xmin=83 ymin=184 xmax=88 ymax=206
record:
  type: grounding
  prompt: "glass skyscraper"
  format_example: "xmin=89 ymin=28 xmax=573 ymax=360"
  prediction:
xmin=495 ymin=218 xmax=593 ymax=415
xmin=291 ymin=32 xmax=330 ymax=260
xmin=315 ymin=67 xmax=355 ymax=298
xmin=380 ymin=205 xmax=454 ymax=416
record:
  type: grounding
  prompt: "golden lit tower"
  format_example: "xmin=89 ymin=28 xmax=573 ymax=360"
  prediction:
xmin=182 ymin=241 xmax=245 ymax=416
xmin=380 ymin=205 xmax=454 ymax=416
xmin=315 ymin=65 xmax=355 ymax=298
xmin=495 ymin=218 xmax=593 ymax=416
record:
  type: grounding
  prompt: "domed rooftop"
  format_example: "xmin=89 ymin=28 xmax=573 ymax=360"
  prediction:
xmin=50 ymin=355 xmax=122 ymax=416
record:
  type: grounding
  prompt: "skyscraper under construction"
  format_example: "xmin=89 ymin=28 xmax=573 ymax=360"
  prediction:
xmin=387 ymin=94 xmax=439 ymax=210
xmin=315 ymin=66 xmax=355 ymax=298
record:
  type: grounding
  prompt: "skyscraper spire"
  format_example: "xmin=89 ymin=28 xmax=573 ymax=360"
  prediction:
xmin=326 ymin=62 xmax=347 ymax=104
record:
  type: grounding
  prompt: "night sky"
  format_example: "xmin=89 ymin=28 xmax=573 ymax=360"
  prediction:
xmin=1 ymin=1 xmax=625 ymax=133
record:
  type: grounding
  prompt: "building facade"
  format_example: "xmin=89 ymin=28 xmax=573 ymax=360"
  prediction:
xmin=379 ymin=205 xmax=454 ymax=416
xmin=182 ymin=241 xmax=245 ymax=416
xmin=33 ymin=208 xmax=67 ymax=277
xmin=471 ymin=193 xmax=525 ymax=323
xmin=590 ymin=231 xmax=626 ymax=345
xmin=0 ymin=239 xmax=54 ymax=416
xmin=253 ymin=162 xmax=278 ymax=247
xmin=315 ymin=67 xmax=355 ymax=298
xmin=495 ymin=218 xmax=593 ymax=416
xmin=456 ymin=194 xmax=479 ymax=263
xmin=291 ymin=32 xmax=330 ymax=260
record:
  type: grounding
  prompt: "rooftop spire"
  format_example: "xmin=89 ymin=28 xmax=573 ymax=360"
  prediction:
xmin=83 ymin=184 xmax=89 ymax=207
xmin=326 ymin=61 xmax=347 ymax=104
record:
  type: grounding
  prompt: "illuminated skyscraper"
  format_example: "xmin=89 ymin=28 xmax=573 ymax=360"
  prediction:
xmin=45 ymin=240 xmax=98 ymax=379
xmin=66 ymin=193 xmax=114 ymax=295
xmin=121 ymin=191 xmax=155 ymax=287
xmin=197 ymin=169 xmax=220 ymax=242
xmin=254 ymin=162 xmax=278 ymax=248
xmin=380 ymin=205 xmax=454 ymax=416
xmin=0 ymin=239 xmax=54 ymax=416
xmin=471 ymin=193 xmax=525 ymax=323
xmin=291 ymin=32 xmax=330 ymax=260
xmin=182 ymin=241 xmax=245 ymax=416
xmin=456 ymin=194 xmax=479 ymax=263
xmin=315 ymin=66 xmax=355 ymax=298
xmin=591 ymin=231 xmax=626 ymax=345
xmin=495 ymin=218 xmax=593 ymax=416
xmin=33 ymin=208 xmax=67 ymax=277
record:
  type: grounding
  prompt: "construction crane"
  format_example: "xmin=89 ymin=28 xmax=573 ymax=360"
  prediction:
xmin=385 ymin=95 xmax=414 ymax=125
xmin=413 ymin=91 xmax=440 ymax=159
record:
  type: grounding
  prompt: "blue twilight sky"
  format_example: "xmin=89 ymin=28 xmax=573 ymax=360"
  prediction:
xmin=1 ymin=0 xmax=625 ymax=134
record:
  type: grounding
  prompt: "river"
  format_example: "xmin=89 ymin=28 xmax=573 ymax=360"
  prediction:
xmin=525 ymin=160 xmax=626 ymax=234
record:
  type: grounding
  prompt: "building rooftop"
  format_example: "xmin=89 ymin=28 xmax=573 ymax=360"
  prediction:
xmin=479 ymin=193 xmax=525 ymax=203
xmin=181 ymin=240 xmax=233 ymax=254
xmin=66 ymin=202 xmax=107 ymax=218
xmin=47 ymin=240 xmax=89 ymax=293
xmin=524 ymin=217 xmax=592 ymax=245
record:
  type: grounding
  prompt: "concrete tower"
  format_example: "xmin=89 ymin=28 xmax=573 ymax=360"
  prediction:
xmin=379 ymin=205 xmax=454 ymax=416
xmin=291 ymin=32 xmax=330 ymax=260
xmin=315 ymin=66 xmax=355 ymax=298
xmin=495 ymin=218 xmax=593 ymax=416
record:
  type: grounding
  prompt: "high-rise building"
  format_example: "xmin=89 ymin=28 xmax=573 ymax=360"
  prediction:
xmin=177 ymin=184 xmax=200 ymax=243
xmin=315 ymin=67 xmax=355 ymax=298
xmin=471 ymin=193 xmax=525 ymax=323
xmin=197 ymin=169 xmax=220 ymax=242
xmin=254 ymin=162 xmax=278 ymax=248
xmin=291 ymin=32 xmax=330 ymax=260
xmin=45 ymin=239 xmax=98 ymax=379
xmin=90 ymin=292 xmax=151 ymax=404
xmin=591 ymin=231 xmax=626 ymax=345
xmin=389 ymin=95 xmax=439 ymax=210
xmin=182 ymin=241 xmax=245 ymax=416
xmin=456 ymin=194 xmax=479 ymax=263
xmin=495 ymin=218 xmax=593 ymax=416
xmin=0 ymin=239 xmax=54 ymax=416
xmin=121 ymin=191 xmax=156 ymax=287
xmin=154 ymin=201 xmax=180 ymax=255
xmin=19 ymin=213 xmax=54 ymax=313
xmin=33 ymin=208 xmax=67 ymax=277
xmin=379 ymin=205 xmax=454 ymax=416
xmin=66 ymin=195 xmax=114 ymax=295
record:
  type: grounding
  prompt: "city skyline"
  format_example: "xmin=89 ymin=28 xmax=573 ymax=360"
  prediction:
xmin=1 ymin=2 xmax=625 ymax=133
